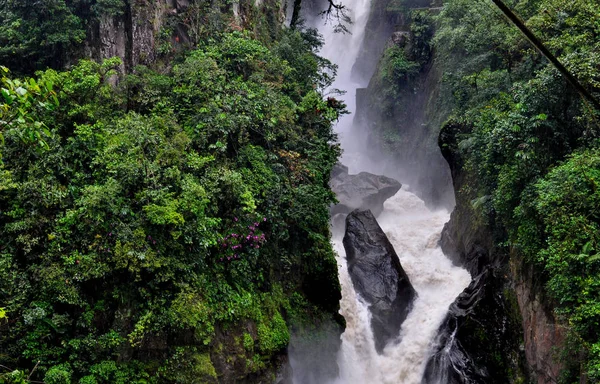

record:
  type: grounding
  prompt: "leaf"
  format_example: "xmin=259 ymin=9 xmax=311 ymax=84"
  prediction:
xmin=587 ymin=254 xmax=600 ymax=263
xmin=1 ymin=88 xmax=13 ymax=104
xmin=583 ymin=241 xmax=594 ymax=255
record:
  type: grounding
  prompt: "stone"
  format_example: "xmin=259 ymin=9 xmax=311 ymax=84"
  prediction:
xmin=331 ymin=172 xmax=401 ymax=217
xmin=331 ymin=162 xmax=349 ymax=179
xmin=391 ymin=31 xmax=410 ymax=47
xmin=343 ymin=209 xmax=417 ymax=353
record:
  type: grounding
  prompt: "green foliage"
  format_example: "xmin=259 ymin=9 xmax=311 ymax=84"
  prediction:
xmin=0 ymin=29 xmax=342 ymax=382
xmin=243 ymin=332 xmax=254 ymax=351
xmin=378 ymin=45 xmax=420 ymax=98
xmin=436 ymin=0 xmax=600 ymax=379
xmin=257 ymin=310 xmax=290 ymax=354
xmin=159 ymin=348 xmax=217 ymax=383
xmin=515 ymin=149 xmax=600 ymax=379
xmin=373 ymin=9 xmax=434 ymax=101
xmin=0 ymin=370 xmax=27 ymax=384
xmin=0 ymin=66 xmax=59 ymax=159
xmin=92 ymin=0 xmax=125 ymax=17
xmin=0 ymin=0 xmax=87 ymax=73
xmin=44 ymin=364 xmax=72 ymax=384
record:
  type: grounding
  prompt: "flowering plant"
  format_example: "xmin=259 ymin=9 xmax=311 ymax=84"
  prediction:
xmin=218 ymin=215 xmax=267 ymax=262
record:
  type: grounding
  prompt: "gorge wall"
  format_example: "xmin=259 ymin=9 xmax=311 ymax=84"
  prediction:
xmin=83 ymin=0 xmax=288 ymax=72
xmin=352 ymin=0 xmax=454 ymax=208
xmin=89 ymin=0 xmax=578 ymax=381
xmin=1 ymin=0 xmax=594 ymax=381
xmin=352 ymin=0 xmax=578 ymax=381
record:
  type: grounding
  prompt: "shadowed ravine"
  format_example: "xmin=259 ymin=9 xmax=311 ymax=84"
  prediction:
xmin=290 ymin=0 xmax=472 ymax=382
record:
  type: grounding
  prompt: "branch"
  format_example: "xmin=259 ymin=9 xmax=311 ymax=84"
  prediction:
xmin=325 ymin=0 xmax=345 ymax=14
xmin=318 ymin=0 xmax=352 ymax=34
xmin=489 ymin=0 xmax=600 ymax=111
xmin=27 ymin=361 xmax=40 ymax=381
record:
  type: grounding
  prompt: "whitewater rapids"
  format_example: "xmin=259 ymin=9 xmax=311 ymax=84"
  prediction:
xmin=329 ymin=189 xmax=471 ymax=384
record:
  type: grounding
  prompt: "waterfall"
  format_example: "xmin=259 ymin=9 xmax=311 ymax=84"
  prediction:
xmin=291 ymin=0 xmax=472 ymax=382
xmin=329 ymin=191 xmax=471 ymax=384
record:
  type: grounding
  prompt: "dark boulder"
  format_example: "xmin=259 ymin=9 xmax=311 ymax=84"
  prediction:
xmin=422 ymin=272 xmax=490 ymax=384
xmin=343 ymin=209 xmax=417 ymax=353
xmin=331 ymin=162 xmax=349 ymax=179
xmin=331 ymin=171 xmax=401 ymax=217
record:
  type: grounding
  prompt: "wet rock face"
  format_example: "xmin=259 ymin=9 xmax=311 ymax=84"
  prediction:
xmin=423 ymin=266 xmax=529 ymax=384
xmin=433 ymin=119 xmax=531 ymax=383
xmin=330 ymin=162 xmax=349 ymax=179
xmin=343 ymin=209 xmax=416 ymax=353
xmin=423 ymin=272 xmax=491 ymax=384
xmin=331 ymin=170 xmax=401 ymax=217
xmin=514 ymin=263 xmax=565 ymax=384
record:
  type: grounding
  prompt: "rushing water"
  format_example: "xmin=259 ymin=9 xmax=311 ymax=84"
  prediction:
xmin=330 ymin=192 xmax=471 ymax=384
xmin=289 ymin=0 xmax=474 ymax=382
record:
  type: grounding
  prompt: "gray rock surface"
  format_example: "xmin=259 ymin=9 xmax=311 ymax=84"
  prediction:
xmin=331 ymin=170 xmax=401 ymax=217
xmin=343 ymin=209 xmax=416 ymax=353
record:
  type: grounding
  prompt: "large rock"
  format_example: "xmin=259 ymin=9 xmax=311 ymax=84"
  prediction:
xmin=331 ymin=170 xmax=401 ymax=217
xmin=343 ymin=209 xmax=417 ymax=353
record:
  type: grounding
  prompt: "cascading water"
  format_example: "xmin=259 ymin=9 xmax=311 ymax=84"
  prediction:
xmin=291 ymin=0 xmax=473 ymax=382
xmin=330 ymin=193 xmax=471 ymax=384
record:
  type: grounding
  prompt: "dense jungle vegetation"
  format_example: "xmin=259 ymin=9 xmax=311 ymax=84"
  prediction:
xmin=432 ymin=0 xmax=600 ymax=380
xmin=3 ymin=0 xmax=600 ymax=381
xmin=0 ymin=2 xmax=345 ymax=381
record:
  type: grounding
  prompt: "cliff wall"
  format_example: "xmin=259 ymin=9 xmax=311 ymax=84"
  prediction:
xmin=355 ymin=0 xmax=569 ymax=381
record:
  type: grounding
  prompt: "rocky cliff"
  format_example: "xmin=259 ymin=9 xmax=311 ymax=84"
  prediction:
xmin=436 ymin=119 xmax=565 ymax=384
xmin=353 ymin=1 xmax=454 ymax=208
xmin=355 ymin=0 xmax=569 ymax=380
xmin=83 ymin=0 xmax=287 ymax=73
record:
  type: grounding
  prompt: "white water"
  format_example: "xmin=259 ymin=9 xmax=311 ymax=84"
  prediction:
xmin=329 ymin=192 xmax=471 ymax=384
xmin=305 ymin=0 xmax=473 ymax=382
